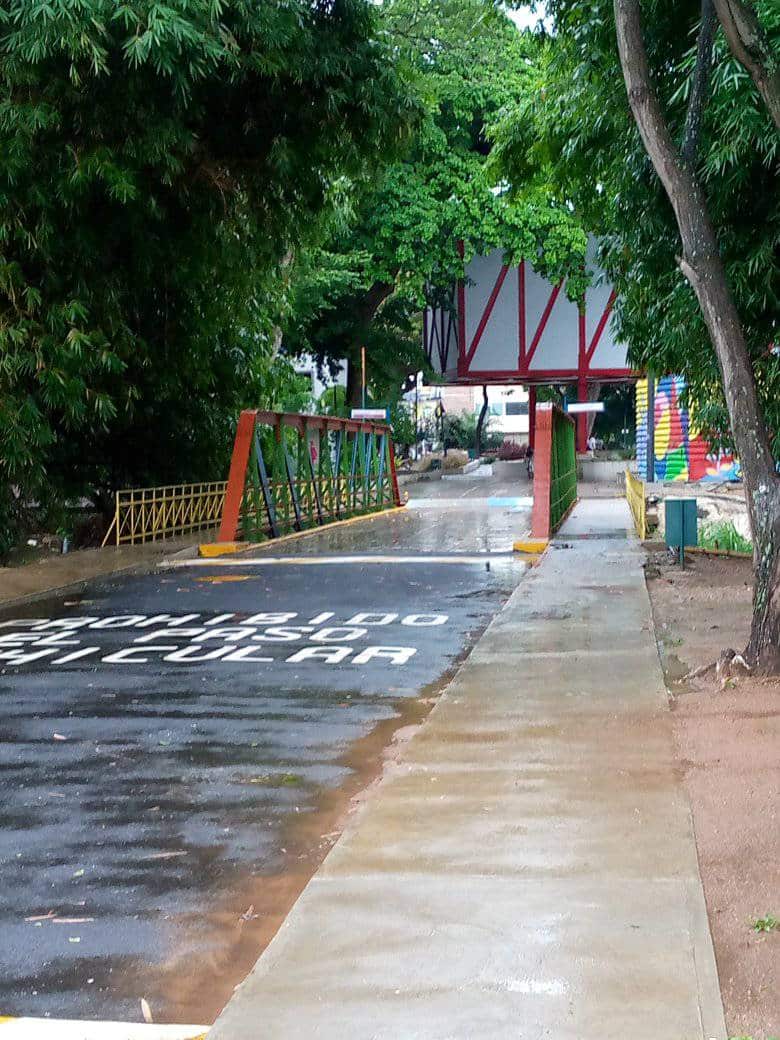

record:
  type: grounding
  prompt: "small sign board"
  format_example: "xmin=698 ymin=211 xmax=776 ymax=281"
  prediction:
xmin=565 ymin=402 xmax=605 ymax=414
xmin=351 ymin=408 xmax=390 ymax=421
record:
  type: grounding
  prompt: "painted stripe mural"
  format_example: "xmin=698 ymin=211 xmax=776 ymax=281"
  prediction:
xmin=636 ymin=376 xmax=740 ymax=482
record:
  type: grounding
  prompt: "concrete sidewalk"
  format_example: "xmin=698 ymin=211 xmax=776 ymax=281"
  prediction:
xmin=210 ymin=498 xmax=726 ymax=1040
xmin=0 ymin=534 xmax=202 ymax=608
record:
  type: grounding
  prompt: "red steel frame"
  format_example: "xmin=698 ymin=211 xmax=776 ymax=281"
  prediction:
xmin=428 ymin=246 xmax=633 ymax=453
xmin=217 ymin=410 xmax=401 ymax=543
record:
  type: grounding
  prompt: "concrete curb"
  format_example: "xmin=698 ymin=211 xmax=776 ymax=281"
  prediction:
xmin=0 ymin=559 xmax=167 ymax=612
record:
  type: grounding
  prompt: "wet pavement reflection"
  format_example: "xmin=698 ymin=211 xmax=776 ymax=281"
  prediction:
xmin=0 ymin=479 xmax=529 ymax=1023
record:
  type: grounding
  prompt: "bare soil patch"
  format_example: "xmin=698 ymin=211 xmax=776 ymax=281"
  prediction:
xmin=646 ymin=552 xmax=779 ymax=1039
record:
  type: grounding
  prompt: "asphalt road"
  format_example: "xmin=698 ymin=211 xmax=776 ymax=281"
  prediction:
xmin=0 ymin=479 xmax=529 ymax=1024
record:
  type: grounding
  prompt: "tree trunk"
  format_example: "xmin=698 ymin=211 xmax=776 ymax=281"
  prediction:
xmin=614 ymin=0 xmax=780 ymax=673
xmin=475 ymin=384 xmax=489 ymax=456
xmin=586 ymin=381 xmax=602 ymax=440
xmin=712 ymin=0 xmax=780 ymax=130
xmin=345 ymin=280 xmax=396 ymax=408
xmin=346 ymin=360 xmax=362 ymax=408
xmin=745 ymin=481 xmax=780 ymax=670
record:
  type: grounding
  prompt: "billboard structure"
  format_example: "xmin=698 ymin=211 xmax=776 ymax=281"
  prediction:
xmin=423 ymin=243 xmax=635 ymax=450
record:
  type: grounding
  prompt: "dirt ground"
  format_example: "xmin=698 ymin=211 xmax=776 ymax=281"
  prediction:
xmin=646 ymin=552 xmax=779 ymax=1039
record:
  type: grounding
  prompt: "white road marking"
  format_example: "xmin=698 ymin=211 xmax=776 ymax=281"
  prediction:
xmin=162 ymin=554 xmax=517 ymax=568
xmin=0 ymin=1019 xmax=207 ymax=1039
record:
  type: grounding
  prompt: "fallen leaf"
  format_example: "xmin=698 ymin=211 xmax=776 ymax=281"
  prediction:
xmin=72 ymin=869 xmax=85 ymax=878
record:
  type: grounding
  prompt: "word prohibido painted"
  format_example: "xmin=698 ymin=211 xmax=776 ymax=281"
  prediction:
xmin=0 ymin=611 xmax=449 ymax=669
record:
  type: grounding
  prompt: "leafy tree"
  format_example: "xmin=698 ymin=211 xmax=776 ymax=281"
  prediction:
xmin=388 ymin=402 xmax=417 ymax=450
xmin=444 ymin=409 xmax=502 ymax=453
xmin=495 ymin=1 xmax=779 ymax=670
xmin=0 ymin=0 xmax=413 ymax=552
xmin=285 ymin=0 xmax=589 ymax=407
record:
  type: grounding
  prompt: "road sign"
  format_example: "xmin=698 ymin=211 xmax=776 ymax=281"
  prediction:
xmin=565 ymin=402 xmax=605 ymax=414
xmin=351 ymin=408 xmax=389 ymax=421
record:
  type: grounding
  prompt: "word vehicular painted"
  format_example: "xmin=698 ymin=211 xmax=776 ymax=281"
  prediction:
xmin=0 ymin=612 xmax=449 ymax=668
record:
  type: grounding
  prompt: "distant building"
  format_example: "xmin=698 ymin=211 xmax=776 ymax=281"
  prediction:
xmin=409 ymin=381 xmax=529 ymax=444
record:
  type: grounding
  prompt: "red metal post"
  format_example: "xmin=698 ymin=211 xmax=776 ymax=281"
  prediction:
xmin=528 ymin=385 xmax=537 ymax=451
xmin=530 ymin=404 xmax=553 ymax=539
xmin=217 ymin=410 xmax=257 ymax=542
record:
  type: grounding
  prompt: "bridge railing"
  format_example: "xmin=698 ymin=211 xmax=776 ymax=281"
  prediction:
xmin=624 ymin=468 xmax=647 ymax=540
xmin=530 ymin=403 xmax=577 ymax=541
xmin=217 ymin=410 xmax=402 ymax=543
xmin=101 ymin=481 xmax=227 ymax=546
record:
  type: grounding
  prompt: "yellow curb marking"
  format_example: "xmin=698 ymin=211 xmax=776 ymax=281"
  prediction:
xmin=195 ymin=575 xmax=254 ymax=584
xmin=198 ymin=541 xmax=251 ymax=557
xmin=513 ymin=538 xmax=548 ymax=555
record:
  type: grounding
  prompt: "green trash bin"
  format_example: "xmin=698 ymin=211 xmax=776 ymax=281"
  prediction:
xmin=665 ymin=498 xmax=697 ymax=566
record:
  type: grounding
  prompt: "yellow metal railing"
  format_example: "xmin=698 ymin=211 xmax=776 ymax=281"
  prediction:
xmin=624 ymin=468 xmax=647 ymax=540
xmin=102 ymin=482 xmax=228 ymax=547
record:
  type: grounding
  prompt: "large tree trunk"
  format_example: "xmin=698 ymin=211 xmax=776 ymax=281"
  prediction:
xmin=614 ymin=0 xmax=780 ymax=673
xmin=475 ymin=384 xmax=489 ymax=456
xmin=712 ymin=0 xmax=780 ymax=130
xmin=346 ymin=360 xmax=362 ymax=408
xmin=345 ymin=280 xmax=395 ymax=408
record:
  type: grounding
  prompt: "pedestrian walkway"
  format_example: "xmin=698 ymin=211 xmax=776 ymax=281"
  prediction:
xmin=209 ymin=497 xmax=726 ymax=1040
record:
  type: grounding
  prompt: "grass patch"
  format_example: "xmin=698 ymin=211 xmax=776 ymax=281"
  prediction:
xmin=698 ymin=519 xmax=752 ymax=554
xmin=751 ymin=913 xmax=779 ymax=933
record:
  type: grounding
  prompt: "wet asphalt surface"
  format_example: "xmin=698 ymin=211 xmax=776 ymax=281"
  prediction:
xmin=0 ymin=479 xmax=528 ymax=1023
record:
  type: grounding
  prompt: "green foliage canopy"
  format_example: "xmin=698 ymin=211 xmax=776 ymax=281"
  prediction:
xmin=0 ymin=0 xmax=413 ymax=550
xmin=285 ymin=0 xmax=590 ymax=407
xmin=493 ymin=0 xmax=780 ymax=454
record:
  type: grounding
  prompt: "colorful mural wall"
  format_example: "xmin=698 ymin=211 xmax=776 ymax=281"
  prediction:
xmin=636 ymin=376 xmax=740 ymax=482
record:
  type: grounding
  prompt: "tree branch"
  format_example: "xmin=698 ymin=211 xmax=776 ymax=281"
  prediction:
xmin=612 ymin=0 xmax=777 ymax=475
xmin=681 ymin=0 xmax=717 ymax=167
xmin=712 ymin=0 xmax=780 ymax=129
xmin=613 ymin=0 xmax=697 ymax=235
